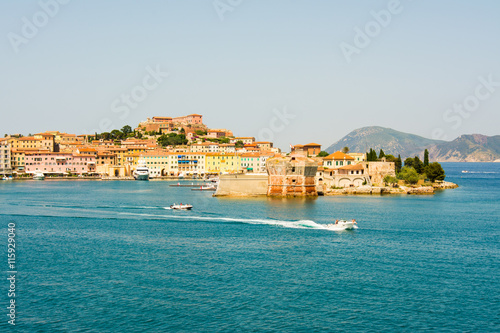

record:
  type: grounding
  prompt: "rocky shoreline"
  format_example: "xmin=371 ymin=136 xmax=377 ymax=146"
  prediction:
xmin=324 ymin=181 xmax=458 ymax=196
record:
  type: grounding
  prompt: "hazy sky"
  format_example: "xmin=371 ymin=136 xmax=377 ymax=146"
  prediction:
xmin=1 ymin=0 xmax=499 ymax=150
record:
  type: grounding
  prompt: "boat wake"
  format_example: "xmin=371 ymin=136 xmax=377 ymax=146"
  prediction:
xmin=121 ymin=212 xmax=332 ymax=230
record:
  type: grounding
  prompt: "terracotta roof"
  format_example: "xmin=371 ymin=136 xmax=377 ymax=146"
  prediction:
xmin=304 ymin=143 xmax=321 ymax=147
xmin=323 ymin=151 xmax=355 ymax=161
xmin=338 ymin=163 xmax=365 ymax=170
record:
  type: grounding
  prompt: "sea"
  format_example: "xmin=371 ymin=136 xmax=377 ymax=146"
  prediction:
xmin=1 ymin=162 xmax=499 ymax=332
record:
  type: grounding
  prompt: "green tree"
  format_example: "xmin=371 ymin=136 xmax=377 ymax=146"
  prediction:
xmin=413 ymin=156 xmax=424 ymax=174
xmin=379 ymin=149 xmax=385 ymax=159
xmin=317 ymin=151 xmax=330 ymax=157
xmin=383 ymin=174 xmax=398 ymax=185
xmin=110 ymin=129 xmax=123 ymax=140
xmin=424 ymin=162 xmax=446 ymax=182
xmin=219 ymin=137 xmax=230 ymax=144
xmin=121 ymin=125 xmax=132 ymax=136
xmin=235 ymin=140 xmax=244 ymax=148
xmin=342 ymin=146 xmax=350 ymax=154
xmin=366 ymin=148 xmax=378 ymax=161
xmin=399 ymin=166 xmax=419 ymax=184
xmin=424 ymin=149 xmax=429 ymax=167
xmin=396 ymin=155 xmax=402 ymax=173
xmin=195 ymin=130 xmax=207 ymax=136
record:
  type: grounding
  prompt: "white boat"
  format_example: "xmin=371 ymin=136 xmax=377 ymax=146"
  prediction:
xmin=2 ymin=176 xmax=12 ymax=181
xmin=462 ymin=170 xmax=469 ymax=173
xmin=33 ymin=172 xmax=45 ymax=180
xmin=133 ymin=160 xmax=149 ymax=180
xmin=169 ymin=203 xmax=193 ymax=210
xmin=191 ymin=185 xmax=217 ymax=191
xmin=326 ymin=219 xmax=358 ymax=230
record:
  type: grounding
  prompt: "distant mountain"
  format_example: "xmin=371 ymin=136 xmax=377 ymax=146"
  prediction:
xmin=325 ymin=126 xmax=500 ymax=162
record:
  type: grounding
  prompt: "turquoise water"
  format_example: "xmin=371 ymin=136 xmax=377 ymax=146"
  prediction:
xmin=1 ymin=163 xmax=499 ymax=332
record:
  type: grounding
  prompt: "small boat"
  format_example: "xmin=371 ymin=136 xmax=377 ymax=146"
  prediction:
xmin=33 ymin=172 xmax=45 ymax=180
xmin=191 ymin=185 xmax=217 ymax=191
xmin=326 ymin=219 xmax=358 ymax=230
xmin=169 ymin=203 xmax=193 ymax=210
xmin=462 ymin=170 xmax=469 ymax=173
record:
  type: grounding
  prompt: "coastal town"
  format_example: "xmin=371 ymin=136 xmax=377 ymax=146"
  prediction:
xmin=0 ymin=114 xmax=455 ymax=195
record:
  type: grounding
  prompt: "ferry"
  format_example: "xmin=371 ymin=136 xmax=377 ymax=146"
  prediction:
xmin=133 ymin=160 xmax=150 ymax=180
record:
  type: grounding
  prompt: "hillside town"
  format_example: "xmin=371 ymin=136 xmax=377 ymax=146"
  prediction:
xmin=0 ymin=114 xmax=452 ymax=195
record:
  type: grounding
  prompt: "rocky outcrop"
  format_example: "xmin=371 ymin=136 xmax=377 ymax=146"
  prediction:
xmin=432 ymin=181 xmax=459 ymax=190
xmin=324 ymin=182 xmax=458 ymax=195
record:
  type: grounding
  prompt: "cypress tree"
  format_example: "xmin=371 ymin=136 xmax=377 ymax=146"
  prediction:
xmin=424 ymin=149 xmax=429 ymax=167
xmin=379 ymin=149 xmax=385 ymax=159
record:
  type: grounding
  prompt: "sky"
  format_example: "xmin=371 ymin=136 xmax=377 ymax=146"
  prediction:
xmin=1 ymin=0 xmax=499 ymax=150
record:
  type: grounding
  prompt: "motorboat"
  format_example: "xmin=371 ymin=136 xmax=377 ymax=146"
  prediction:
xmin=133 ymin=160 xmax=150 ymax=180
xmin=326 ymin=219 xmax=358 ymax=230
xmin=2 ymin=175 xmax=12 ymax=181
xmin=169 ymin=203 xmax=193 ymax=210
xmin=462 ymin=170 xmax=469 ymax=173
xmin=191 ymin=185 xmax=217 ymax=191
xmin=33 ymin=172 xmax=45 ymax=180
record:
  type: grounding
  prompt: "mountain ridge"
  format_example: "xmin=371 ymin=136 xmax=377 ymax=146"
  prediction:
xmin=325 ymin=126 xmax=500 ymax=162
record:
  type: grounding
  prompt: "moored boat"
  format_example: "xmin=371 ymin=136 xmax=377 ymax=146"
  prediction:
xmin=33 ymin=172 xmax=45 ymax=180
xmin=133 ymin=160 xmax=150 ymax=180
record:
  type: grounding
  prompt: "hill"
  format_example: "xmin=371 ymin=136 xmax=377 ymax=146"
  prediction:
xmin=325 ymin=127 xmax=500 ymax=162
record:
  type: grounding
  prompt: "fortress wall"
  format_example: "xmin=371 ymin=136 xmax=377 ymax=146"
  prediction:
xmin=214 ymin=174 xmax=268 ymax=197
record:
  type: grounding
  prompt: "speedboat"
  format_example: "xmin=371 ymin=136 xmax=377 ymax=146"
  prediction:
xmin=462 ymin=170 xmax=469 ymax=173
xmin=2 ymin=175 xmax=12 ymax=181
xmin=133 ymin=160 xmax=149 ymax=180
xmin=169 ymin=203 xmax=193 ymax=210
xmin=326 ymin=219 xmax=358 ymax=230
xmin=33 ymin=172 xmax=45 ymax=180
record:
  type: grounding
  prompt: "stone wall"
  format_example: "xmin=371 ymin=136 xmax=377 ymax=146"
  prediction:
xmin=267 ymin=156 xmax=318 ymax=196
xmin=214 ymin=174 xmax=268 ymax=196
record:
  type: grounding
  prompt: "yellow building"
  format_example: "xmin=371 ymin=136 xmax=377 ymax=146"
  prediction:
xmin=205 ymin=153 xmax=240 ymax=174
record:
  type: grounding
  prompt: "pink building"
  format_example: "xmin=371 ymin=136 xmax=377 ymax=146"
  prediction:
xmin=25 ymin=152 xmax=96 ymax=174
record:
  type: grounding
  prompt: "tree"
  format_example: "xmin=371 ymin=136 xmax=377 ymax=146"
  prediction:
xmin=235 ymin=140 xmax=244 ymax=148
xmin=379 ymin=149 xmax=385 ymax=159
xmin=396 ymin=155 xmax=402 ymax=174
xmin=413 ymin=156 xmax=424 ymax=174
xmin=157 ymin=133 xmax=188 ymax=147
xmin=195 ymin=130 xmax=207 ymax=136
xmin=366 ymin=148 xmax=378 ymax=161
xmin=424 ymin=149 xmax=429 ymax=167
xmin=121 ymin=125 xmax=132 ymax=136
xmin=317 ymin=151 xmax=330 ymax=157
xmin=342 ymin=146 xmax=350 ymax=154
xmin=424 ymin=162 xmax=445 ymax=182
xmin=219 ymin=137 xmax=230 ymax=144
xmin=404 ymin=157 xmax=414 ymax=168
xmin=399 ymin=166 xmax=419 ymax=184
xmin=383 ymin=175 xmax=398 ymax=185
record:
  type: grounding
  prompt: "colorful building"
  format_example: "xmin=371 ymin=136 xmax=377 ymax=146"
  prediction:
xmin=205 ymin=153 xmax=241 ymax=174
xmin=25 ymin=152 xmax=96 ymax=174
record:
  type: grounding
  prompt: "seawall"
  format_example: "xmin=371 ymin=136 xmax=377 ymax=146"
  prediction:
xmin=214 ymin=174 xmax=268 ymax=197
